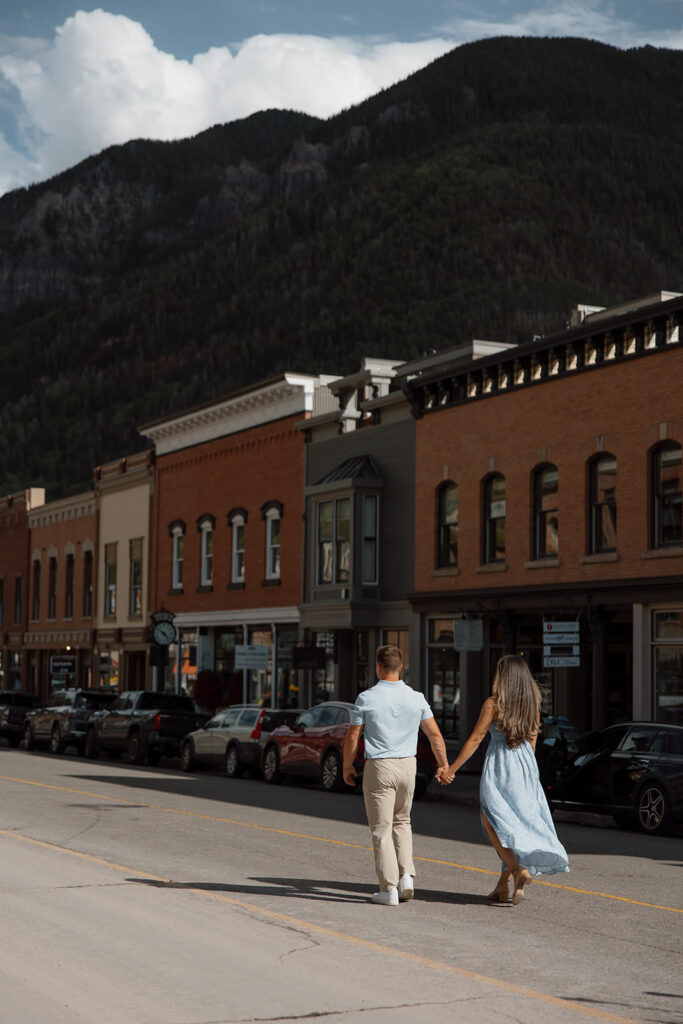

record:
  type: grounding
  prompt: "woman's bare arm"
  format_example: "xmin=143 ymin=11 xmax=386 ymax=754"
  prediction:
xmin=436 ymin=698 xmax=495 ymax=783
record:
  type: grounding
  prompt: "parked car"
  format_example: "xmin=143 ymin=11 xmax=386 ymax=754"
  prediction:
xmin=547 ymin=721 xmax=683 ymax=835
xmin=24 ymin=688 xmax=116 ymax=754
xmin=0 ymin=691 xmax=42 ymax=747
xmin=84 ymin=690 xmax=208 ymax=765
xmin=180 ymin=705 xmax=302 ymax=776
xmin=535 ymin=714 xmax=581 ymax=788
xmin=261 ymin=701 xmax=437 ymax=797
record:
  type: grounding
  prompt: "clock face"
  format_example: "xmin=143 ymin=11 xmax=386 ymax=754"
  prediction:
xmin=153 ymin=621 xmax=176 ymax=646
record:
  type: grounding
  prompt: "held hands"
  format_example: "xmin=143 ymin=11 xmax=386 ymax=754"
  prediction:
xmin=436 ymin=765 xmax=456 ymax=785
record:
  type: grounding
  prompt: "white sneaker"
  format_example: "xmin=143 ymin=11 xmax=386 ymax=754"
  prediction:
xmin=398 ymin=874 xmax=414 ymax=901
xmin=371 ymin=887 xmax=399 ymax=906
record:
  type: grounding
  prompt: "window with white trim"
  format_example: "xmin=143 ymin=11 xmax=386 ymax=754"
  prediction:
xmin=265 ymin=510 xmax=281 ymax=579
xmin=317 ymin=498 xmax=351 ymax=585
xmin=170 ymin=523 xmax=185 ymax=589
xmin=198 ymin=516 xmax=214 ymax=586
xmin=231 ymin=514 xmax=245 ymax=583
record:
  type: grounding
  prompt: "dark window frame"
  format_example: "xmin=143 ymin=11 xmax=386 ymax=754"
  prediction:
xmin=532 ymin=463 xmax=559 ymax=560
xmin=436 ymin=481 xmax=458 ymax=568
xmin=651 ymin=441 xmax=683 ymax=549
xmin=588 ymin=453 xmax=617 ymax=554
xmin=482 ymin=473 xmax=506 ymax=564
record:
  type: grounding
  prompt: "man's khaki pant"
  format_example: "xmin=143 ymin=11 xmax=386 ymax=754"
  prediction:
xmin=362 ymin=756 xmax=416 ymax=890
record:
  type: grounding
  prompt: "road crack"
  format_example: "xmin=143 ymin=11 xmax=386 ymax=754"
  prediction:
xmin=173 ymin=999 xmax=471 ymax=1023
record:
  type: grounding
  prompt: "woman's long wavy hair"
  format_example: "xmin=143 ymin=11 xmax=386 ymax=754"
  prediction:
xmin=491 ymin=655 xmax=541 ymax=749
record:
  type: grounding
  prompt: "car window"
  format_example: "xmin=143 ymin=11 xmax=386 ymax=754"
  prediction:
xmin=336 ymin=707 xmax=351 ymax=724
xmin=620 ymin=727 xmax=660 ymax=754
xmin=75 ymin=692 xmax=116 ymax=710
xmin=663 ymin=730 xmax=683 ymax=756
xmin=111 ymin=695 xmax=130 ymax=711
xmin=296 ymin=707 xmax=322 ymax=728
xmin=239 ymin=709 xmax=260 ymax=728
xmin=317 ymin=705 xmax=342 ymax=727
xmin=223 ymin=708 xmax=242 ymax=727
xmin=204 ymin=714 xmax=224 ymax=729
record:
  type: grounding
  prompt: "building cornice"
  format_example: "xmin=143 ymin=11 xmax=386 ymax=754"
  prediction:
xmin=139 ymin=374 xmax=319 ymax=456
xmin=28 ymin=491 xmax=96 ymax=528
xmin=171 ymin=607 xmax=300 ymax=627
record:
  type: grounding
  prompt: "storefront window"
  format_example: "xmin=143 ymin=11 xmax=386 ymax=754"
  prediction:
xmin=215 ymin=628 xmax=243 ymax=705
xmin=276 ymin=628 xmax=299 ymax=707
xmin=313 ymin=632 xmax=336 ymax=704
xmin=382 ymin=629 xmax=410 ymax=686
xmin=98 ymin=649 xmax=120 ymax=690
xmin=652 ymin=610 xmax=683 ymax=724
xmin=248 ymin=627 xmax=272 ymax=705
xmin=427 ymin=620 xmax=459 ymax=738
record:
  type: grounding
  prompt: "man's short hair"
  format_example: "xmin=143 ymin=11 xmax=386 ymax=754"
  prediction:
xmin=376 ymin=644 xmax=403 ymax=672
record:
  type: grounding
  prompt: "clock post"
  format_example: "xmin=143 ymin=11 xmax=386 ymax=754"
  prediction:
xmin=149 ymin=610 xmax=177 ymax=692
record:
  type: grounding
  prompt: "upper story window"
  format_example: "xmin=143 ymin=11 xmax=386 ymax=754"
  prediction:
xmin=32 ymin=558 xmax=41 ymax=620
xmin=533 ymin=463 xmax=558 ymax=559
xmin=65 ymin=552 xmax=75 ymax=618
xmin=169 ymin=520 xmax=185 ymax=590
xmin=361 ymin=494 xmax=379 ymax=584
xmin=197 ymin=515 xmax=215 ymax=587
xmin=589 ymin=454 xmax=617 ymax=554
xmin=652 ymin=442 xmax=682 ymax=548
xmin=83 ymin=549 xmax=93 ymax=617
xmin=317 ymin=498 xmax=351 ymax=585
xmin=0 ymin=578 xmax=3 ymax=625
xmin=228 ymin=508 xmax=247 ymax=583
xmin=483 ymin=473 xmax=506 ymax=564
xmin=14 ymin=576 xmax=22 ymax=624
xmin=437 ymin=482 xmax=458 ymax=568
xmin=104 ymin=542 xmax=117 ymax=617
xmin=261 ymin=501 xmax=283 ymax=580
xmin=48 ymin=555 xmax=57 ymax=619
xmin=129 ymin=538 xmax=143 ymax=616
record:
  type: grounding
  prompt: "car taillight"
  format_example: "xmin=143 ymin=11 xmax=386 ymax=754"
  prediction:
xmin=251 ymin=710 xmax=265 ymax=740
xmin=152 ymin=713 xmax=161 ymax=731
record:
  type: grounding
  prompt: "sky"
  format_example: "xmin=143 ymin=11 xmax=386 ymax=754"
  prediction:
xmin=0 ymin=2 xmax=681 ymax=196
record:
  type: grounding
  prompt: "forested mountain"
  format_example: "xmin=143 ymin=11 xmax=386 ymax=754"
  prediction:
xmin=1 ymin=36 xmax=683 ymax=497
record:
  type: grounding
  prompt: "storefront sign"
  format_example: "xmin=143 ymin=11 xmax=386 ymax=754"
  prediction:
xmin=543 ymin=620 xmax=580 ymax=667
xmin=50 ymin=655 xmax=77 ymax=676
xmin=453 ymin=618 xmax=483 ymax=652
xmin=234 ymin=644 xmax=269 ymax=670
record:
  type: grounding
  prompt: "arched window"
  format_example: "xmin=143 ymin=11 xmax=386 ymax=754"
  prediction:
xmin=483 ymin=474 xmax=506 ymax=564
xmin=228 ymin=508 xmax=247 ymax=583
xmin=589 ymin=454 xmax=617 ymax=554
xmin=533 ymin=463 xmax=558 ymax=559
xmin=652 ymin=442 xmax=682 ymax=548
xmin=196 ymin=515 xmax=215 ymax=587
xmin=168 ymin=520 xmax=185 ymax=590
xmin=261 ymin=501 xmax=283 ymax=581
xmin=436 ymin=482 xmax=458 ymax=568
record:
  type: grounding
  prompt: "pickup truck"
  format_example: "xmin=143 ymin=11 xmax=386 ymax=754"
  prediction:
xmin=84 ymin=690 xmax=208 ymax=765
xmin=24 ymin=688 xmax=116 ymax=754
xmin=0 ymin=691 xmax=42 ymax=747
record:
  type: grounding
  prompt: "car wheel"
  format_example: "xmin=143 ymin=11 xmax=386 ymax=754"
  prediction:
xmin=127 ymin=731 xmax=145 ymax=765
xmin=262 ymin=744 xmax=282 ymax=784
xmin=179 ymin=740 xmax=196 ymax=772
xmin=321 ymin=749 xmax=345 ymax=793
xmin=637 ymin=782 xmax=673 ymax=835
xmin=84 ymin=728 xmax=99 ymax=760
xmin=50 ymin=725 xmax=65 ymax=755
xmin=225 ymin=744 xmax=243 ymax=779
xmin=23 ymin=722 xmax=35 ymax=751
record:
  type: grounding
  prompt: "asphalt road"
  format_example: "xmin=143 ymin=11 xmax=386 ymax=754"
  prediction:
xmin=0 ymin=747 xmax=681 ymax=1024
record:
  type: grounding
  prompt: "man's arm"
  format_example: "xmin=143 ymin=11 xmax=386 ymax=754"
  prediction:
xmin=419 ymin=716 xmax=449 ymax=773
xmin=343 ymin=724 xmax=362 ymax=786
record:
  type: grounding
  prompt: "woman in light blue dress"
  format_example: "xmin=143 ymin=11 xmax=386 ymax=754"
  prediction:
xmin=438 ymin=654 xmax=569 ymax=904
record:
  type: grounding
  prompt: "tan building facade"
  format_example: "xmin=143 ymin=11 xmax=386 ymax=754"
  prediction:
xmin=94 ymin=451 xmax=155 ymax=691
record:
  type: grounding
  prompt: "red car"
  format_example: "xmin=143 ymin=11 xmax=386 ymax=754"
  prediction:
xmin=261 ymin=700 xmax=437 ymax=798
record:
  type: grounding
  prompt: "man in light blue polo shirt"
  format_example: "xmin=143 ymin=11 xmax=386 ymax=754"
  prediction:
xmin=343 ymin=644 xmax=448 ymax=905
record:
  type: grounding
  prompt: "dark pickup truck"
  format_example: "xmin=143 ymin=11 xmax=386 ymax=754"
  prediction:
xmin=24 ymin=688 xmax=117 ymax=754
xmin=84 ymin=690 xmax=208 ymax=765
xmin=0 ymin=691 xmax=42 ymax=747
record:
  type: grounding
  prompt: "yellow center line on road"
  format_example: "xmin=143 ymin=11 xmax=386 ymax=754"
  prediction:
xmin=0 ymin=827 xmax=645 ymax=1024
xmin=1 ymin=773 xmax=681 ymax=916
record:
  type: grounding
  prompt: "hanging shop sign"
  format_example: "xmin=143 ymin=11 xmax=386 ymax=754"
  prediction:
xmin=235 ymin=644 xmax=269 ymax=670
xmin=453 ymin=618 xmax=484 ymax=652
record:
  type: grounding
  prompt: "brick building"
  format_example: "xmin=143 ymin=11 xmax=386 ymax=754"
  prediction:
xmin=0 ymin=488 xmax=45 ymax=691
xmin=403 ymin=291 xmax=683 ymax=742
xmin=141 ymin=374 xmax=323 ymax=707
xmin=94 ymin=450 xmax=155 ymax=691
xmin=25 ymin=491 xmax=97 ymax=696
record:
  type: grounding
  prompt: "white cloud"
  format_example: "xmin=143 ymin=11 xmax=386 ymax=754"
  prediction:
xmin=0 ymin=9 xmax=455 ymax=195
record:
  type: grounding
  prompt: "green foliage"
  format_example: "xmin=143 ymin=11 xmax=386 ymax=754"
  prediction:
xmin=1 ymin=38 xmax=683 ymax=497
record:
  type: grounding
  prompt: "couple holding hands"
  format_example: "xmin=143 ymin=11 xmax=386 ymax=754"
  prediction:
xmin=343 ymin=646 xmax=569 ymax=906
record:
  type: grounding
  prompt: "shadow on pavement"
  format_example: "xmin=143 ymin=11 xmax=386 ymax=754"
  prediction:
xmin=128 ymin=875 xmax=488 ymax=907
